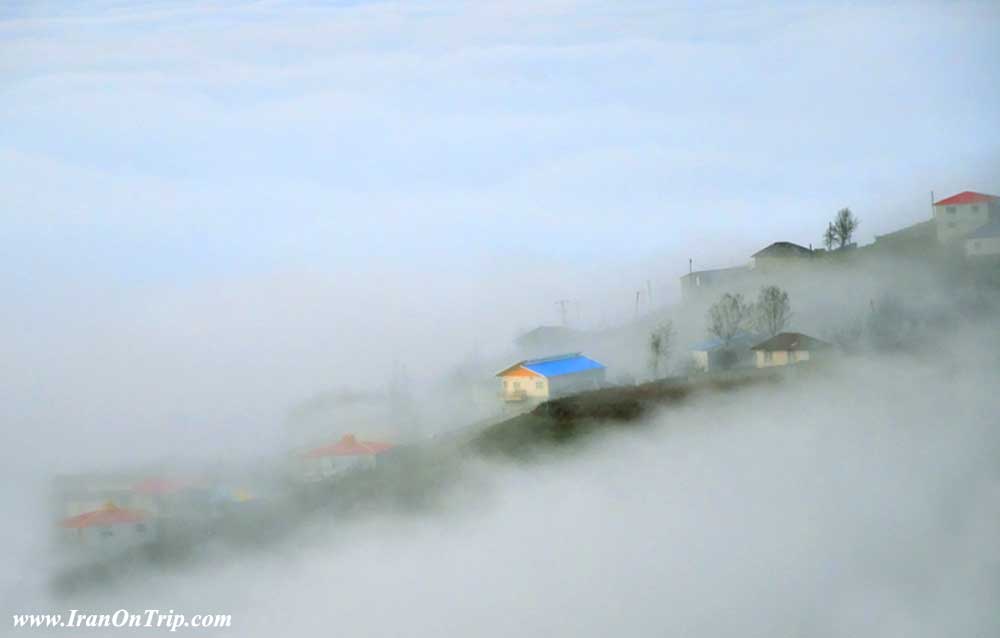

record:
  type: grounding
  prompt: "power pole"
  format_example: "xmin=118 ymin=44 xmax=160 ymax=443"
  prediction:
xmin=634 ymin=290 xmax=641 ymax=321
xmin=555 ymin=299 xmax=570 ymax=327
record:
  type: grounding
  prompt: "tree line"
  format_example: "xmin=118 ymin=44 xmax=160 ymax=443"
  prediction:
xmin=647 ymin=284 xmax=792 ymax=379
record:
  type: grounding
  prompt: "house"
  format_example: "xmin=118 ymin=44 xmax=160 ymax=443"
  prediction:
xmin=679 ymin=266 xmax=752 ymax=301
xmin=964 ymin=221 xmax=1000 ymax=259
xmin=751 ymin=242 xmax=814 ymax=272
xmin=496 ymin=353 xmax=606 ymax=402
xmin=689 ymin=333 xmax=759 ymax=372
xmin=933 ymin=191 xmax=1000 ymax=244
xmin=59 ymin=503 xmax=157 ymax=552
xmin=52 ymin=472 xmax=155 ymax=524
xmin=751 ymin=332 xmax=831 ymax=368
xmin=299 ymin=434 xmax=395 ymax=482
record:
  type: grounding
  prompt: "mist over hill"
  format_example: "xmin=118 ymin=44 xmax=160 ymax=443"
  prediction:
xmin=3 ymin=0 xmax=1000 ymax=635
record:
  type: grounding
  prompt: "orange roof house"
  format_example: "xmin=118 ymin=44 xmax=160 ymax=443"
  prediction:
xmin=302 ymin=434 xmax=394 ymax=459
xmin=60 ymin=503 xmax=147 ymax=529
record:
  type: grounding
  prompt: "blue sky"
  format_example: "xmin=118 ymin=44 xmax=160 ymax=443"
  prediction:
xmin=1 ymin=0 xmax=998 ymax=459
xmin=3 ymin=1 xmax=999 ymax=294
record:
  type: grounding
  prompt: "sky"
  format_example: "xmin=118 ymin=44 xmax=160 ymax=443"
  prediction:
xmin=1 ymin=0 xmax=999 ymax=462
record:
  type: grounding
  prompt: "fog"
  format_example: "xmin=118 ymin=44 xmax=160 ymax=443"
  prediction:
xmin=7 ymin=329 xmax=1000 ymax=636
xmin=3 ymin=0 xmax=1000 ymax=636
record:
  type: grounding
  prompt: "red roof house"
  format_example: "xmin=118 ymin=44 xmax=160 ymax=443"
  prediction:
xmin=60 ymin=503 xmax=147 ymax=529
xmin=302 ymin=434 xmax=394 ymax=459
xmin=933 ymin=191 xmax=998 ymax=206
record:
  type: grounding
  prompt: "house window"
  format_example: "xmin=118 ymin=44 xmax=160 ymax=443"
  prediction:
xmin=946 ymin=206 xmax=956 ymax=215
xmin=535 ymin=381 xmax=544 ymax=390
xmin=763 ymin=351 xmax=772 ymax=363
xmin=99 ymin=527 xmax=114 ymax=538
xmin=971 ymin=205 xmax=980 ymax=213
xmin=513 ymin=381 xmax=521 ymax=390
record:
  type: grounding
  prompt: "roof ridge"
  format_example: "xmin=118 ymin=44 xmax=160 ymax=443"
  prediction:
xmin=934 ymin=191 xmax=999 ymax=206
xmin=522 ymin=352 xmax=582 ymax=365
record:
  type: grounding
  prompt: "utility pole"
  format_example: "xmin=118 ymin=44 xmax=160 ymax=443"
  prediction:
xmin=634 ymin=290 xmax=641 ymax=321
xmin=689 ymin=258 xmax=693 ymax=274
xmin=555 ymin=299 xmax=570 ymax=327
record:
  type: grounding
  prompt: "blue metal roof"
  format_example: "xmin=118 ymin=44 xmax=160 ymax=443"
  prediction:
xmin=522 ymin=353 xmax=605 ymax=378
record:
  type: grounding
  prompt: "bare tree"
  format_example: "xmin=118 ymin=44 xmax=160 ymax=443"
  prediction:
xmin=648 ymin=320 xmax=674 ymax=379
xmin=753 ymin=285 xmax=792 ymax=337
xmin=707 ymin=293 xmax=752 ymax=346
xmin=825 ymin=207 xmax=859 ymax=250
xmin=823 ymin=223 xmax=837 ymax=250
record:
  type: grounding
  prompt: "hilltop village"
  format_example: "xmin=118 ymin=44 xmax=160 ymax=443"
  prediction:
xmin=49 ymin=189 xmax=1000 ymax=585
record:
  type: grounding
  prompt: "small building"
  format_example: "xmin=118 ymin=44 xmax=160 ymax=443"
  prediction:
xmin=59 ymin=503 xmax=157 ymax=552
xmin=965 ymin=221 xmax=1000 ymax=259
xmin=496 ymin=353 xmax=606 ymax=402
xmin=751 ymin=242 xmax=814 ymax=272
xmin=679 ymin=266 xmax=752 ymax=301
xmin=933 ymin=191 xmax=1000 ymax=244
xmin=689 ymin=333 xmax=759 ymax=372
xmin=751 ymin=332 xmax=831 ymax=368
xmin=299 ymin=434 xmax=395 ymax=482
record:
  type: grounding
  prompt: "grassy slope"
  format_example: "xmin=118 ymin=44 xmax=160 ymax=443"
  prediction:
xmin=471 ymin=367 xmax=792 ymax=460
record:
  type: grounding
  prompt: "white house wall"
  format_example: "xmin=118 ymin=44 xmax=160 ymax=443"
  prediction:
xmin=966 ymin=235 xmax=1000 ymax=257
xmin=500 ymin=374 xmax=548 ymax=401
xmin=935 ymin=202 xmax=992 ymax=243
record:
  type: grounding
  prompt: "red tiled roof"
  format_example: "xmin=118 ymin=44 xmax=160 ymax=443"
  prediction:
xmin=303 ymin=434 xmax=394 ymax=459
xmin=933 ymin=191 xmax=998 ymax=206
xmin=60 ymin=504 xmax=147 ymax=529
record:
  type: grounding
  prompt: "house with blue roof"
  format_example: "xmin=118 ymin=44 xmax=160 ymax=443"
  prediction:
xmin=496 ymin=353 xmax=606 ymax=402
xmin=689 ymin=332 xmax=760 ymax=372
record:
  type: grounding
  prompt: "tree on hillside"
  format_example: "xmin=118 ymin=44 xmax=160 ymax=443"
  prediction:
xmin=648 ymin=320 xmax=674 ymax=379
xmin=753 ymin=285 xmax=792 ymax=337
xmin=707 ymin=293 xmax=752 ymax=346
xmin=824 ymin=208 xmax=859 ymax=250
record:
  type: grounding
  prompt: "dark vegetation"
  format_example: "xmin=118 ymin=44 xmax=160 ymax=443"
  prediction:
xmin=472 ymin=367 xmax=796 ymax=460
